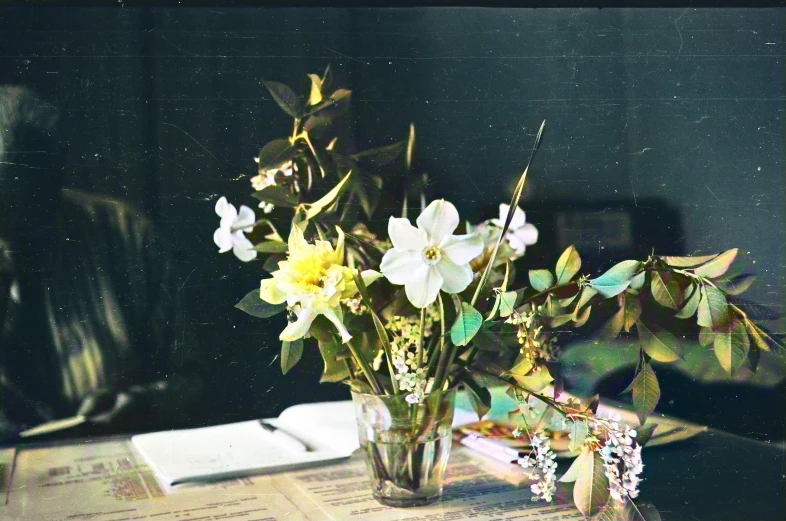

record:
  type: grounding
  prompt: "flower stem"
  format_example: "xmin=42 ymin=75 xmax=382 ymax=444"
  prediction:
xmin=416 ymin=307 xmax=426 ymax=369
xmin=431 ymin=294 xmax=452 ymax=391
xmin=347 ymin=339 xmax=383 ymax=394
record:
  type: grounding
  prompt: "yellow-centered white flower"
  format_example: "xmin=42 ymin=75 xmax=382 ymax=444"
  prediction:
xmin=380 ymin=199 xmax=484 ymax=308
xmin=259 ymin=224 xmax=381 ymax=343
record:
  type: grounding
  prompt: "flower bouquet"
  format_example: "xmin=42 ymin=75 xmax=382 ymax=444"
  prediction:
xmin=213 ymin=67 xmax=783 ymax=517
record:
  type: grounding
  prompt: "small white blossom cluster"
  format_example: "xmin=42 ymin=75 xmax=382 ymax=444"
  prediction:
xmin=518 ymin=434 xmax=558 ymax=502
xmin=591 ymin=413 xmax=644 ymax=503
xmin=385 ymin=309 xmax=439 ymax=404
xmin=399 ymin=369 xmax=428 ymax=404
xmin=250 ymin=159 xmax=298 ymax=213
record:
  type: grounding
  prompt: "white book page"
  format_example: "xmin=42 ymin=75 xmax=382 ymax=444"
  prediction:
xmin=132 ymin=420 xmax=345 ymax=485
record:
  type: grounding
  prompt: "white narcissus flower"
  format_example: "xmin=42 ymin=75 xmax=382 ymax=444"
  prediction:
xmin=490 ymin=203 xmax=538 ymax=255
xmin=259 ymin=224 xmax=381 ymax=343
xmin=380 ymin=199 xmax=484 ymax=308
xmin=213 ymin=196 xmax=258 ymax=262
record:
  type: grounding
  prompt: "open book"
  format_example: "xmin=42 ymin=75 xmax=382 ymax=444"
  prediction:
xmin=131 ymin=401 xmax=363 ymax=487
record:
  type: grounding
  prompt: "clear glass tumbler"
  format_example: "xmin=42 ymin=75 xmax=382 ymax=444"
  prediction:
xmin=351 ymin=388 xmax=456 ymax=507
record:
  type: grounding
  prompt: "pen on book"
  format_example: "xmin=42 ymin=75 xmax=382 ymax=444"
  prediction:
xmin=259 ymin=421 xmax=312 ymax=452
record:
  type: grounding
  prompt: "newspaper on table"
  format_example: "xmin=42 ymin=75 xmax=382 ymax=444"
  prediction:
xmin=4 ymin=439 xmax=583 ymax=521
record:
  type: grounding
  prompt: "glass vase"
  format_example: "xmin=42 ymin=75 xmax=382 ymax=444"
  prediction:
xmin=350 ymin=388 xmax=456 ymax=507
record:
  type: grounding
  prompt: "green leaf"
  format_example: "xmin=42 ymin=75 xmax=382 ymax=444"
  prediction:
xmin=305 ymin=170 xmax=353 ymax=220
xmin=590 ymin=260 xmax=641 ymax=298
xmin=305 ymin=88 xmax=352 ymax=116
xmin=573 ymin=305 xmax=592 ymax=327
xmin=262 ymin=81 xmax=303 ymax=117
xmin=650 ymin=271 xmax=683 ymax=310
xmin=637 ymin=322 xmax=681 ymax=362
xmin=698 ymin=327 xmax=714 ymax=347
xmin=622 ymin=297 xmax=642 ymax=333
xmin=631 ymin=363 xmax=660 ymax=423
xmin=713 ymin=319 xmax=750 ymax=375
xmin=569 ymin=419 xmax=589 ymax=452
xmin=281 ymin=339 xmax=303 ymax=375
xmin=717 ymin=274 xmax=755 ymax=296
xmin=351 ymin=141 xmax=405 ymax=168
xmin=235 ymin=289 xmax=286 ymax=318
xmin=545 ymin=313 xmax=575 ymax=328
xmin=351 ymin=271 xmax=397 ymax=390
xmin=251 ymin=185 xmax=299 ymax=207
xmin=604 ymin=307 xmax=624 ymax=338
xmin=498 ymin=291 xmax=519 ymax=318
xmin=463 ymin=375 xmax=492 ymax=419
xmin=675 ymin=283 xmax=701 ymax=319
xmin=511 ymin=366 xmax=553 ymax=393
xmin=317 ymin=340 xmax=350 ymax=383
xmin=450 ymin=299 xmax=483 ymax=346
xmin=659 ymin=253 xmax=719 ymax=268
xmin=253 ymin=241 xmax=289 ymax=253
xmin=307 ymin=73 xmax=324 ymax=106
xmin=528 ymin=269 xmax=554 ymax=292
xmin=576 ymin=286 xmax=598 ymax=311
xmin=507 ymin=356 xmax=534 ymax=379
xmin=629 ymin=271 xmax=646 ymax=291
xmin=555 ymin=245 xmax=582 ymax=284
xmin=573 ymin=450 xmax=610 ymax=518
xmin=256 ymin=138 xmax=296 ymax=172
xmin=696 ymin=285 xmax=729 ymax=329
xmin=559 ymin=449 xmax=588 ymax=483
xmin=693 ymin=248 xmax=738 ymax=279
xmin=634 ymin=423 xmax=658 ymax=447
xmin=486 ymin=262 xmax=511 ymax=321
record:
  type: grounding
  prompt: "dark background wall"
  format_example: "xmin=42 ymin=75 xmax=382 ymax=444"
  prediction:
xmin=1 ymin=6 xmax=783 ymax=424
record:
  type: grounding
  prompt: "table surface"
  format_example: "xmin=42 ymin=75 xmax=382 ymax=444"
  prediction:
xmin=2 ymin=426 xmax=784 ymax=521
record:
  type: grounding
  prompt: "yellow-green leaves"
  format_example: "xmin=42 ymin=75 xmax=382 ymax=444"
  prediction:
xmin=630 ymin=362 xmax=660 ymax=423
xmin=529 ymin=269 xmax=554 ymax=292
xmin=693 ymin=248 xmax=738 ymax=279
xmin=556 ymin=245 xmax=581 ymax=284
xmin=696 ymin=285 xmax=729 ymax=329
xmin=235 ymin=289 xmax=286 ymax=318
xmin=675 ymin=283 xmax=701 ymax=319
xmin=637 ymin=322 xmax=681 ymax=362
xmin=305 ymin=170 xmax=353 ymax=220
xmin=281 ymin=339 xmax=304 ymax=375
xmin=650 ymin=271 xmax=683 ymax=310
xmin=713 ymin=319 xmax=750 ymax=375
xmin=573 ymin=450 xmax=610 ymax=518
xmin=511 ymin=365 xmax=553 ymax=393
xmin=589 ymin=260 xmax=641 ymax=298
xmin=450 ymin=299 xmax=483 ymax=346
xmin=307 ymin=73 xmax=325 ymax=106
